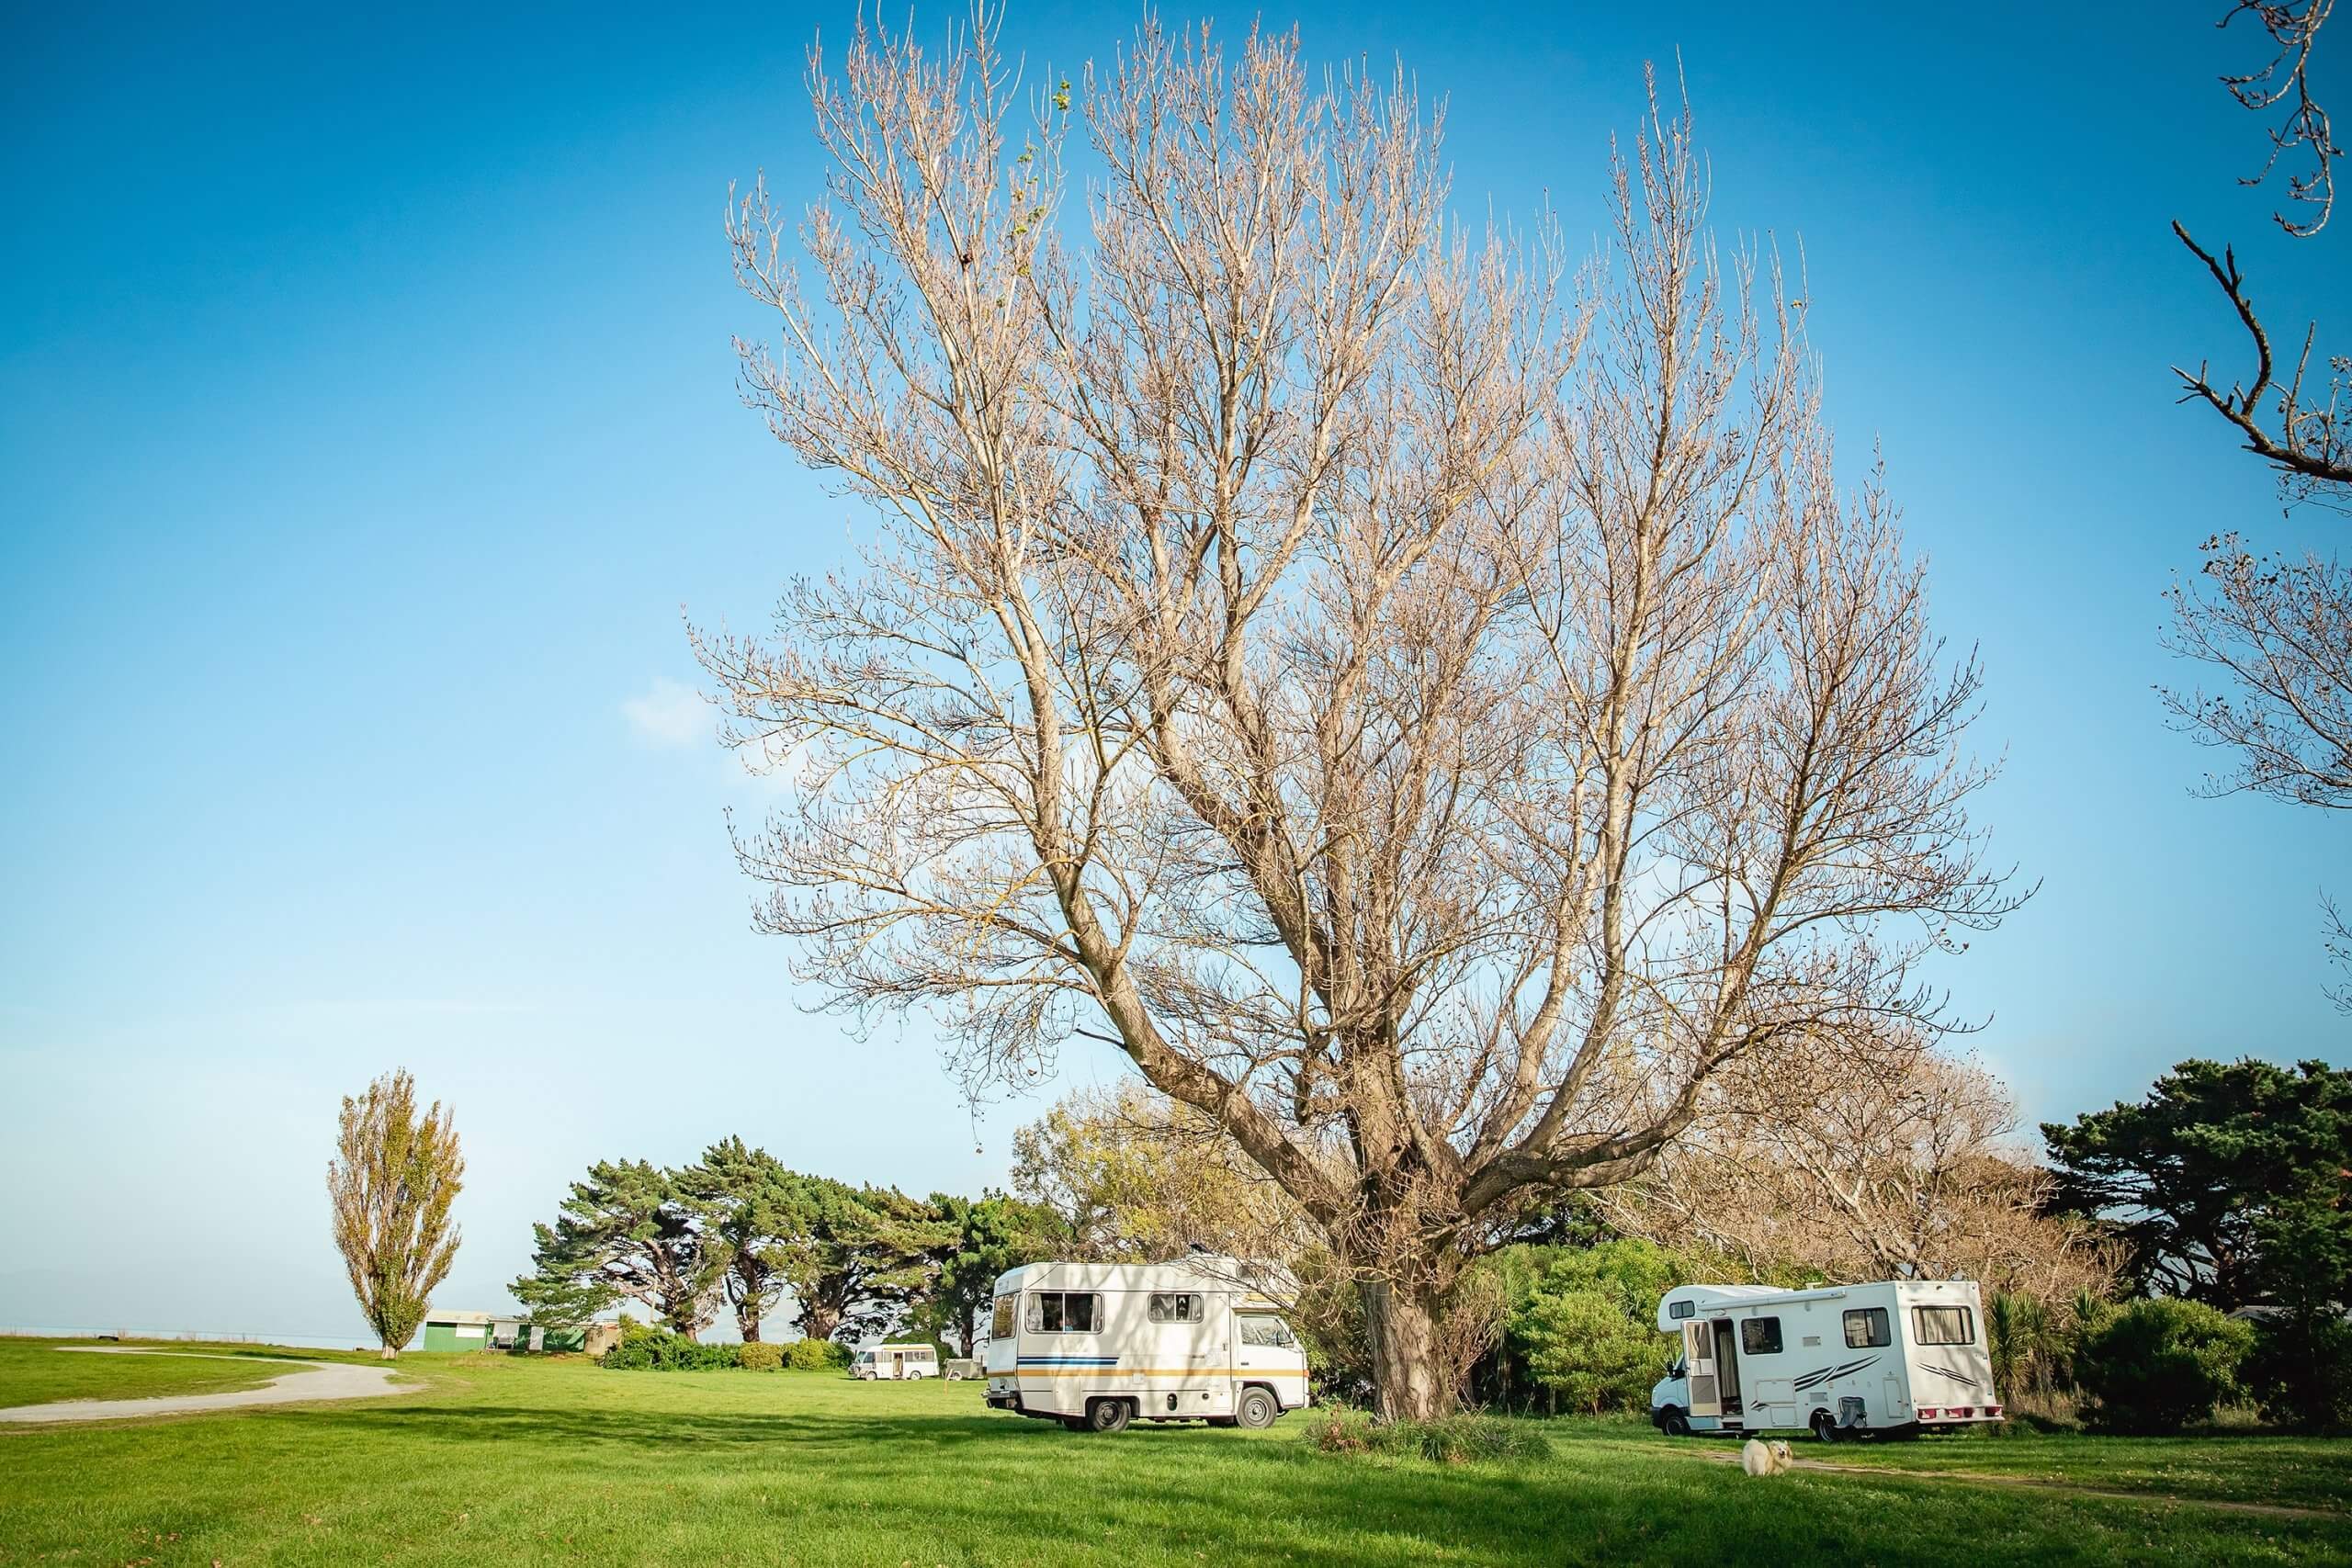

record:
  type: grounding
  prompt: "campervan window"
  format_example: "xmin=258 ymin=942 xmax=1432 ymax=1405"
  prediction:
xmin=1912 ymin=1305 xmax=1974 ymax=1345
xmin=1740 ymin=1317 xmax=1782 ymax=1355
xmin=1668 ymin=1300 xmax=1695 ymax=1320
xmin=1024 ymin=1292 xmax=1102 ymax=1333
xmin=990 ymin=1296 xmax=1015 ymax=1339
xmin=1238 ymin=1315 xmax=1295 ymax=1348
xmin=1843 ymin=1308 xmax=1891 ymax=1348
xmin=1148 ymin=1292 xmax=1205 ymax=1324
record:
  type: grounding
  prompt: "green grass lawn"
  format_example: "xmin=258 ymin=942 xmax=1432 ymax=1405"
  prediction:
xmin=0 ymin=1340 xmax=332 ymax=1407
xmin=1705 ymin=1421 xmax=2352 ymax=1515
xmin=0 ymin=1343 xmax=2346 ymax=1566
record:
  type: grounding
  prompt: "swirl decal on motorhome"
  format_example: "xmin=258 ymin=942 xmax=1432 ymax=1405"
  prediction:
xmin=1792 ymin=1355 xmax=1880 ymax=1392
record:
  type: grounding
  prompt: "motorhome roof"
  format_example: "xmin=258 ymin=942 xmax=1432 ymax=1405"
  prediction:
xmin=990 ymin=1258 xmax=1279 ymax=1297
xmin=1656 ymin=1279 xmax=1978 ymax=1332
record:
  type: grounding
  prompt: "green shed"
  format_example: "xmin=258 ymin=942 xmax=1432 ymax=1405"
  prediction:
xmin=419 ymin=1310 xmax=498 ymax=1351
xmin=418 ymin=1310 xmax=584 ymax=1352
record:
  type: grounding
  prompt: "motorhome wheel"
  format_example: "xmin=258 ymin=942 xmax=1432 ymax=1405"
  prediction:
xmin=1658 ymin=1408 xmax=1690 ymax=1437
xmin=1810 ymin=1411 xmax=1840 ymax=1444
xmin=1084 ymin=1398 xmax=1133 ymax=1434
xmin=1235 ymin=1387 xmax=1279 ymax=1429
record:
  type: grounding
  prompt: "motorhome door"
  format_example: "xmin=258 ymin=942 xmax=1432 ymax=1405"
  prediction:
xmin=1152 ymin=1289 xmax=1231 ymax=1417
xmin=1683 ymin=1321 xmax=1723 ymax=1418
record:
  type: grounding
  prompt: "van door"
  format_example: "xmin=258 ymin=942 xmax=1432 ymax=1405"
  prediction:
xmin=1235 ymin=1312 xmax=1307 ymax=1410
xmin=1683 ymin=1321 xmax=1722 ymax=1418
xmin=1185 ymin=1292 xmax=1233 ymax=1418
xmin=1140 ymin=1289 xmax=1225 ymax=1419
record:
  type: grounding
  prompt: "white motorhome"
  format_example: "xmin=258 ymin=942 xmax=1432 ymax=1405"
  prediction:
xmin=1649 ymin=1280 xmax=2002 ymax=1441
xmin=852 ymin=1343 xmax=938 ymax=1381
xmin=981 ymin=1260 xmax=1311 ymax=1433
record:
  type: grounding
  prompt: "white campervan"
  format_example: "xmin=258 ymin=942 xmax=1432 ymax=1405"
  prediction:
xmin=981 ymin=1260 xmax=1311 ymax=1433
xmin=852 ymin=1343 xmax=938 ymax=1381
xmin=1649 ymin=1280 xmax=2002 ymax=1441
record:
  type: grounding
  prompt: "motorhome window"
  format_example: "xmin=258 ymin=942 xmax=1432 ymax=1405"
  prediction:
xmin=1148 ymin=1292 xmax=1205 ymax=1324
xmin=1912 ymin=1305 xmax=1974 ymax=1345
xmin=1238 ymin=1315 xmax=1295 ymax=1348
xmin=1668 ymin=1300 xmax=1695 ymax=1321
xmin=1023 ymin=1292 xmax=1102 ymax=1334
xmin=1740 ymin=1317 xmax=1783 ymax=1355
xmin=990 ymin=1296 xmax=1015 ymax=1340
xmin=1843 ymin=1308 xmax=1891 ymax=1348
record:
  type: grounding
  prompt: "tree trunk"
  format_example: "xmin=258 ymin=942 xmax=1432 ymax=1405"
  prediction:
xmin=379 ymin=1345 xmax=399 ymax=1361
xmin=1361 ymin=1279 xmax=1454 ymax=1421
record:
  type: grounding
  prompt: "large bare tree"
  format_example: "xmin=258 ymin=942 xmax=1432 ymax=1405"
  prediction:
xmin=702 ymin=12 xmax=2017 ymax=1416
xmin=1600 ymin=1034 xmax=2117 ymax=1307
xmin=328 ymin=1069 xmax=465 ymax=1359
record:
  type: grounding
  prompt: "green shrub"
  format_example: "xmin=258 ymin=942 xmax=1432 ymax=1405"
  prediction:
xmin=738 ymin=1341 xmax=786 ymax=1372
xmin=784 ymin=1337 xmax=852 ymax=1371
xmin=2075 ymin=1298 xmax=2253 ymax=1435
xmin=2246 ymin=1311 xmax=2352 ymax=1432
xmin=1302 ymin=1409 xmax=1550 ymax=1463
xmin=599 ymin=1321 xmax=742 ymax=1371
xmin=1514 ymin=1289 xmax=1662 ymax=1415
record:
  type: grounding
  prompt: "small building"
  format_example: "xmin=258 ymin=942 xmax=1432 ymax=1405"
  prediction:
xmin=420 ymin=1309 xmax=497 ymax=1351
xmin=420 ymin=1310 xmax=582 ymax=1353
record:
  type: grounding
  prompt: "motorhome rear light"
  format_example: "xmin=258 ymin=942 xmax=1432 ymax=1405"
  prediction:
xmin=1984 ymin=1404 xmax=2003 ymax=1418
xmin=1950 ymin=1406 xmax=1973 ymax=1417
xmin=1916 ymin=1406 xmax=1939 ymax=1419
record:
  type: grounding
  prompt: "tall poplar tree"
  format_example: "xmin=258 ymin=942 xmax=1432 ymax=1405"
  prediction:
xmin=327 ymin=1069 xmax=464 ymax=1359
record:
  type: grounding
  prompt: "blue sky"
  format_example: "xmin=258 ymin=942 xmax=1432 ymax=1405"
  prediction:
xmin=2 ymin=1 xmax=2344 ymax=1344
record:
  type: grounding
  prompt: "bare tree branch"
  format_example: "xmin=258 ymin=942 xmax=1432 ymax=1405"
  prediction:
xmin=2220 ymin=0 xmax=2338 ymax=236
xmin=2170 ymin=223 xmax=2352 ymax=492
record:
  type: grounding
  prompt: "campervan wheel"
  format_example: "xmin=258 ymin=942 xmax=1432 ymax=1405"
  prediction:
xmin=1235 ymin=1387 xmax=1279 ymax=1429
xmin=1083 ymin=1398 xmax=1133 ymax=1434
xmin=1810 ymin=1411 xmax=1842 ymax=1444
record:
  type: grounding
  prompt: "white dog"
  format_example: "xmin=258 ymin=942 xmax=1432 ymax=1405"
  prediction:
xmin=1740 ymin=1438 xmax=1794 ymax=1477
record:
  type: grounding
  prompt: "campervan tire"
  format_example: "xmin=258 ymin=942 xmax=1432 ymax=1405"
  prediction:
xmin=1235 ymin=1386 xmax=1279 ymax=1429
xmin=1658 ymin=1408 xmax=1690 ymax=1438
xmin=1084 ymin=1398 xmax=1133 ymax=1434
xmin=1810 ymin=1411 xmax=1840 ymax=1444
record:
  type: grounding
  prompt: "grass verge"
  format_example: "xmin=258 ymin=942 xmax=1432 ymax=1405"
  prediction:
xmin=0 ymin=1341 xmax=327 ymax=1408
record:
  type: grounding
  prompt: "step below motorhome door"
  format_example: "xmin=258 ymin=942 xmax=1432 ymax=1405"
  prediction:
xmin=1683 ymin=1321 xmax=1723 ymax=1418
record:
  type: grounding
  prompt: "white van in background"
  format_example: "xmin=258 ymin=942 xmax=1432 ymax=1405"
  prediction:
xmin=982 ymin=1259 xmax=1311 ymax=1433
xmin=852 ymin=1343 xmax=938 ymax=1381
xmin=1650 ymin=1280 xmax=2002 ymax=1441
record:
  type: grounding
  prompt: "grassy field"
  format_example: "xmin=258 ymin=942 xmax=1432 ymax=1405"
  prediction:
xmin=0 ymin=1341 xmax=317 ymax=1407
xmin=1 ymin=1340 xmax=2347 ymax=1565
xmin=1737 ymin=1422 xmax=2352 ymax=1515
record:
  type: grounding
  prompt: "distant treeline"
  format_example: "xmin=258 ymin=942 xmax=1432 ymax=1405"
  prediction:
xmin=511 ymin=1136 xmax=1064 ymax=1353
